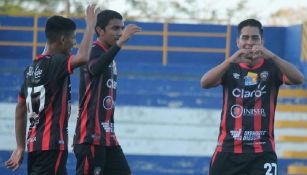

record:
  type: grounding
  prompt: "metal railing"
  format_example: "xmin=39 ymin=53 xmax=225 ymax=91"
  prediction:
xmin=0 ymin=14 xmax=231 ymax=65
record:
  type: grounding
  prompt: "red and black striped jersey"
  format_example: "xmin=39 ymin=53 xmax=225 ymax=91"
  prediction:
xmin=216 ymin=58 xmax=284 ymax=153
xmin=73 ymin=41 xmax=121 ymax=146
xmin=19 ymin=54 xmax=73 ymax=152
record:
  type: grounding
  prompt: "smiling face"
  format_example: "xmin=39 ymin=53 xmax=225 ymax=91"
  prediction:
xmin=237 ymin=26 xmax=264 ymax=65
xmin=96 ymin=19 xmax=124 ymax=47
xmin=237 ymin=26 xmax=263 ymax=50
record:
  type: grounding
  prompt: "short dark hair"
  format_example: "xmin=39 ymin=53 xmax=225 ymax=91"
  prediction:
xmin=45 ymin=16 xmax=76 ymax=43
xmin=238 ymin=19 xmax=263 ymax=37
xmin=95 ymin=10 xmax=123 ymax=36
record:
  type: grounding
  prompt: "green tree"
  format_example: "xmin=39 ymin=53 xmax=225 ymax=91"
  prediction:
xmin=0 ymin=0 xmax=76 ymax=16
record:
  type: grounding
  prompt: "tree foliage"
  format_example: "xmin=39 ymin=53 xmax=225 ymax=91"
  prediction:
xmin=0 ymin=0 xmax=305 ymax=25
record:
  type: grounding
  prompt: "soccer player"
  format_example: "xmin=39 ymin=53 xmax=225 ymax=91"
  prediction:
xmin=200 ymin=19 xmax=304 ymax=175
xmin=5 ymin=4 xmax=98 ymax=175
xmin=73 ymin=10 xmax=141 ymax=175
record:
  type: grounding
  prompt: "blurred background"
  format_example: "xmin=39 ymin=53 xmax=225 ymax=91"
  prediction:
xmin=0 ymin=0 xmax=307 ymax=174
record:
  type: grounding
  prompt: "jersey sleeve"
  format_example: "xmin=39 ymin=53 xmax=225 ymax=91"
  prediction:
xmin=18 ymin=68 xmax=28 ymax=102
xmin=221 ymin=64 xmax=233 ymax=86
xmin=271 ymin=60 xmax=284 ymax=86
xmin=87 ymin=44 xmax=121 ymax=76
xmin=87 ymin=46 xmax=102 ymax=75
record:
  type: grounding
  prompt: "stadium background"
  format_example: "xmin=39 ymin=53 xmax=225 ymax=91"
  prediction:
xmin=0 ymin=15 xmax=306 ymax=174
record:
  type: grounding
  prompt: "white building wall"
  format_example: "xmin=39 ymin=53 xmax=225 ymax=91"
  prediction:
xmin=1 ymin=103 xmax=306 ymax=157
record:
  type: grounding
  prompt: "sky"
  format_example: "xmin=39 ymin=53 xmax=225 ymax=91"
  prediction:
xmin=87 ymin=0 xmax=307 ymax=26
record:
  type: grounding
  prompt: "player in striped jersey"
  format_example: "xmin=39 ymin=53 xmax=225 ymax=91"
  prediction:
xmin=5 ymin=4 xmax=98 ymax=175
xmin=72 ymin=10 xmax=141 ymax=175
xmin=201 ymin=19 xmax=304 ymax=175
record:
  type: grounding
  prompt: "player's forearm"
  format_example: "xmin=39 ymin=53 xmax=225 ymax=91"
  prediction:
xmin=74 ymin=26 xmax=95 ymax=67
xmin=200 ymin=59 xmax=231 ymax=88
xmin=271 ymin=55 xmax=304 ymax=84
xmin=15 ymin=101 xmax=27 ymax=150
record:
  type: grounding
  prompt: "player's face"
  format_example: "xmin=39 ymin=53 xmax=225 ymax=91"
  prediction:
xmin=99 ymin=19 xmax=124 ymax=46
xmin=237 ymin=26 xmax=263 ymax=50
xmin=62 ymin=31 xmax=76 ymax=54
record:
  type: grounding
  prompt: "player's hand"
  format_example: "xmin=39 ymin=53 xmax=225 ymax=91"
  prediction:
xmin=5 ymin=148 xmax=24 ymax=171
xmin=116 ymin=24 xmax=142 ymax=47
xmin=85 ymin=3 xmax=99 ymax=28
xmin=251 ymin=45 xmax=275 ymax=59
xmin=228 ymin=48 xmax=253 ymax=64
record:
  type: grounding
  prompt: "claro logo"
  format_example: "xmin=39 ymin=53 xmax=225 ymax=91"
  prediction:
xmin=232 ymin=85 xmax=266 ymax=98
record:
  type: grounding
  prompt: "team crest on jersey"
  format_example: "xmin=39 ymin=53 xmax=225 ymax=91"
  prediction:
xmin=244 ymin=72 xmax=258 ymax=86
xmin=233 ymin=73 xmax=240 ymax=79
xmin=260 ymin=71 xmax=269 ymax=81
xmin=103 ymin=96 xmax=114 ymax=110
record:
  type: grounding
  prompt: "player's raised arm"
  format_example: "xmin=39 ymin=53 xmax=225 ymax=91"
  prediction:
xmin=70 ymin=4 xmax=98 ymax=68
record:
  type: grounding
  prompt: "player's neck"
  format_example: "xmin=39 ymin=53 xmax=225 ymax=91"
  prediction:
xmin=43 ymin=43 xmax=66 ymax=55
xmin=247 ymin=57 xmax=262 ymax=67
xmin=96 ymin=39 xmax=111 ymax=48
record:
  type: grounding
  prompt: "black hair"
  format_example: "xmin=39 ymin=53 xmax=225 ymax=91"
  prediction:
xmin=95 ymin=10 xmax=123 ymax=36
xmin=238 ymin=19 xmax=263 ymax=37
xmin=45 ymin=15 xmax=76 ymax=43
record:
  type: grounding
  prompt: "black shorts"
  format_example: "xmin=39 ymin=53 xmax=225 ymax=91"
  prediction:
xmin=74 ymin=144 xmax=131 ymax=175
xmin=28 ymin=150 xmax=68 ymax=175
xmin=209 ymin=151 xmax=278 ymax=175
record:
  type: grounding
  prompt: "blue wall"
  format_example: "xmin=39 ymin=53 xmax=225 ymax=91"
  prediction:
xmin=0 ymin=16 xmax=307 ymax=175
xmin=0 ymin=15 xmax=306 ymax=107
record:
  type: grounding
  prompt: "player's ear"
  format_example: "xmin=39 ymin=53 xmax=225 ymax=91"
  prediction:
xmin=60 ymin=35 xmax=65 ymax=45
xmin=95 ymin=26 xmax=104 ymax=36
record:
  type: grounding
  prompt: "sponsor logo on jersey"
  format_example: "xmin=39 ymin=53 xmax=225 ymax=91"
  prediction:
xmin=244 ymin=72 xmax=258 ymax=86
xmin=230 ymin=104 xmax=266 ymax=118
xmin=230 ymin=129 xmax=267 ymax=141
xmin=27 ymin=66 xmax=43 ymax=79
xmin=230 ymin=129 xmax=242 ymax=140
xmin=101 ymin=122 xmax=114 ymax=133
xmin=232 ymin=85 xmax=266 ymax=98
xmin=106 ymin=79 xmax=117 ymax=89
